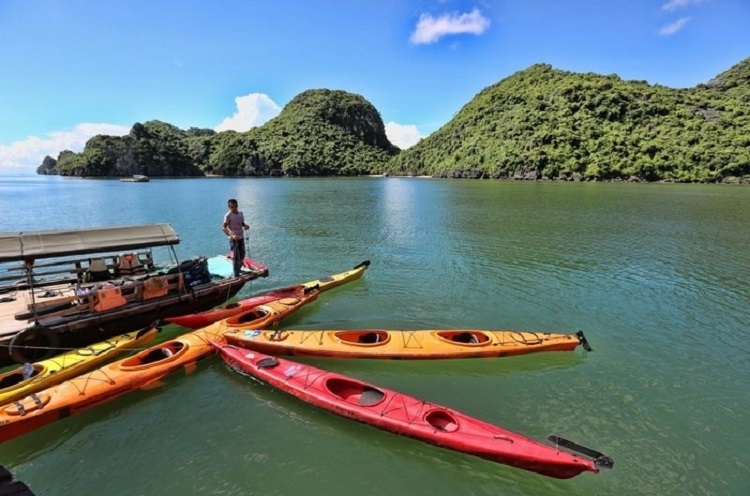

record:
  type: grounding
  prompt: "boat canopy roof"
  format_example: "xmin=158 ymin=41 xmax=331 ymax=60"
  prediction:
xmin=0 ymin=224 xmax=180 ymax=263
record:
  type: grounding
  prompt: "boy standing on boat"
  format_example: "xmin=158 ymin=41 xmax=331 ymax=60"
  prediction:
xmin=222 ymin=199 xmax=250 ymax=277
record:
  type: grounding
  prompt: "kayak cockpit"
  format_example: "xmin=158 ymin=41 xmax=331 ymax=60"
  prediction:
xmin=120 ymin=341 xmax=186 ymax=369
xmin=334 ymin=331 xmax=390 ymax=346
xmin=225 ymin=308 xmax=270 ymax=325
xmin=435 ymin=331 xmax=489 ymax=346
xmin=0 ymin=364 xmax=44 ymax=390
xmin=326 ymin=378 xmax=385 ymax=406
xmin=425 ymin=410 xmax=459 ymax=432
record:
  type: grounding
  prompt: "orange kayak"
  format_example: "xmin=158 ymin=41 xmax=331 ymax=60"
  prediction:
xmin=224 ymin=329 xmax=591 ymax=359
xmin=0 ymin=289 xmax=320 ymax=444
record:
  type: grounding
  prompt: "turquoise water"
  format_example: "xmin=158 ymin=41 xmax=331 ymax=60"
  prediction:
xmin=0 ymin=176 xmax=748 ymax=495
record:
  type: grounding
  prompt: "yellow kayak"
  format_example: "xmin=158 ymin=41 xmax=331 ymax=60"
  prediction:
xmin=301 ymin=260 xmax=370 ymax=291
xmin=0 ymin=326 xmax=158 ymax=406
xmin=224 ymin=329 xmax=592 ymax=360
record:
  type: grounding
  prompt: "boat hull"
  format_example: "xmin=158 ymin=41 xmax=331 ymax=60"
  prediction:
xmin=224 ymin=329 xmax=589 ymax=359
xmin=213 ymin=345 xmax=611 ymax=479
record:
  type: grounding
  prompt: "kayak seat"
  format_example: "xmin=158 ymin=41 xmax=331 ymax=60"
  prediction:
xmin=357 ymin=333 xmax=381 ymax=344
xmin=452 ymin=332 xmax=480 ymax=344
xmin=0 ymin=364 xmax=41 ymax=388
xmin=425 ymin=410 xmax=459 ymax=432
xmin=358 ymin=387 xmax=385 ymax=406
xmin=0 ymin=372 xmax=25 ymax=389
xmin=231 ymin=309 xmax=268 ymax=324
xmin=257 ymin=357 xmax=279 ymax=368
xmin=327 ymin=378 xmax=386 ymax=406
xmin=140 ymin=345 xmax=179 ymax=364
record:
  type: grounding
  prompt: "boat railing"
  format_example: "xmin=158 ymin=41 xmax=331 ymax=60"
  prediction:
xmin=0 ymin=250 xmax=159 ymax=293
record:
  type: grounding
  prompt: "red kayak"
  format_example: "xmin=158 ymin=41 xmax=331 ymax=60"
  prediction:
xmin=165 ymin=285 xmax=306 ymax=329
xmin=166 ymin=260 xmax=370 ymax=329
xmin=212 ymin=344 xmax=613 ymax=479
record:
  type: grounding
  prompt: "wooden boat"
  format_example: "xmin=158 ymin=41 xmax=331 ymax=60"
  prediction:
xmin=0 ymin=289 xmax=320 ymax=444
xmin=166 ymin=260 xmax=370 ymax=329
xmin=224 ymin=328 xmax=591 ymax=359
xmin=120 ymin=174 xmax=149 ymax=182
xmin=213 ymin=344 xmax=614 ymax=479
xmin=0 ymin=326 xmax=158 ymax=406
xmin=0 ymin=224 xmax=268 ymax=365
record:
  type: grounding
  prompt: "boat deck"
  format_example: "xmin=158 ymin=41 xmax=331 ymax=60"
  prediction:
xmin=0 ymin=283 xmax=78 ymax=339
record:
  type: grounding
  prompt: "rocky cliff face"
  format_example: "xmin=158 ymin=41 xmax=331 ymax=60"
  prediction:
xmin=244 ymin=89 xmax=399 ymax=176
xmin=37 ymin=89 xmax=398 ymax=178
xmin=36 ymin=155 xmax=58 ymax=175
xmin=283 ymin=89 xmax=395 ymax=150
xmin=385 ymin=58 xmax=750 ymax=183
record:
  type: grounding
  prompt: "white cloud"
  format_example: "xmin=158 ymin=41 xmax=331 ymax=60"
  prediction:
xmin=214 ymin=93 xmax=282 ymax=132
xmin=0 ymin=123 xmax=130 ymax=175
xmin=410 ymin=8 xmax=491 ymax=45
xmin=659 ymin=17 xmax=691 ymax=35
xmin=661 ymin=0 xmax=708 ymax=13
xmin=385 ymin=122 xmax=423 ymax=149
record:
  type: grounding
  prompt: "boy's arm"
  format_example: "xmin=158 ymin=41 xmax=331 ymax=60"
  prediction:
xmin=222 ymin=217 xmax=232 ymax=237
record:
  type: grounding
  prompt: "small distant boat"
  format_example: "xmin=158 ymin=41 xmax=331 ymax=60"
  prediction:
xmin=120 ymin=175 xmax=149 ymax=182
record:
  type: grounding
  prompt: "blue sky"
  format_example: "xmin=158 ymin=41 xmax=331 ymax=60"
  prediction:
xmin=1 ymin=0 xmax=748 ymax=175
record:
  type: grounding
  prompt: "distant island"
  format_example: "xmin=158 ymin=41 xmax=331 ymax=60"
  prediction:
xmin=38 ymin=57 xmax=750 ymax=184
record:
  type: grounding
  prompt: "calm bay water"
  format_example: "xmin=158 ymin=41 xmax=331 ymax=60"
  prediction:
xmin=0 ymin=176 xmax=748 ymax=495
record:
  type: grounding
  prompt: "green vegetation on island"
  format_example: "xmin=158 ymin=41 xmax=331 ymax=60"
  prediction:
xmin=38 ymin=58 xmax=750 ymax=183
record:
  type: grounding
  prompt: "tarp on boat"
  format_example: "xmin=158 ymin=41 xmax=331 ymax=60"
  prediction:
xmin=0 ymin=224 xmax=180 ymax=263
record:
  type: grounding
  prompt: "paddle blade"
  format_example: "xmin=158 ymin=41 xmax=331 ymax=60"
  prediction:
xmin=243 ymin=257 xmax=266 ymax=271
xmin=225 ymin=251 xmax=268 ymax=276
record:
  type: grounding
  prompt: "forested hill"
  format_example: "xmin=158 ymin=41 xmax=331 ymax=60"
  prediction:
xmin=38 ymin=89 xmax=398 ymax=177
xmin=385 ymin=57 xmax=750 ymax=183
xmin=38 ymin=58 xmax=750 ymax=183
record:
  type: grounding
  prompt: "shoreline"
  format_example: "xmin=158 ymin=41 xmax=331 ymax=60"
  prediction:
xmin=22 ymin=173 xmax=750 ymax=185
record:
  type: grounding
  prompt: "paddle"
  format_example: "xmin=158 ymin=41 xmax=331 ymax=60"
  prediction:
xmin=575 ymin=330 xmax=592 ymax=352
xmin=547 ymin=435 xmax=614 ymax=469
